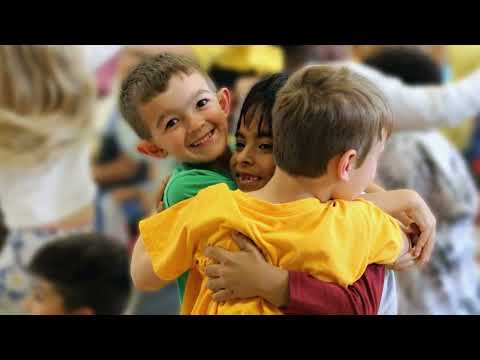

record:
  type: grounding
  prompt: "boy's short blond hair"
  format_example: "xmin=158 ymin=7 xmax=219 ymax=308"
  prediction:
xmin=119 ymin=53 xmax=215 ymax=140
xmin=272 ymin=65 xmax=392 ymax=178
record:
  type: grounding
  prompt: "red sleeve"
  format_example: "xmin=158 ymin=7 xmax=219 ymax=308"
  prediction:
xmin=282 ymin=264 xmax=385 ymax=315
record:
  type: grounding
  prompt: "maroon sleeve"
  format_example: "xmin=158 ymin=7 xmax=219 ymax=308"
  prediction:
xmin=282 ymin=264 xmax=385 ymax=315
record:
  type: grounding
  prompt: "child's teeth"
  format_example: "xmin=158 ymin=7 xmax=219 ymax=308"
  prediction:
xmin=239 ymin=175 xmax=259 ymax=182
xmin=192 ymin=131 xmax=213 ymax=147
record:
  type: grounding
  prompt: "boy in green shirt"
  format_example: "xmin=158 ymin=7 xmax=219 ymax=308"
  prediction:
xmin=119 ymin=53 xmax=236 ymax=303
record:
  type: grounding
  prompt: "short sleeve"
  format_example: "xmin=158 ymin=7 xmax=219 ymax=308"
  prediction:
xmin=139 ymin=197 xmax=201 ymax=281
xmin=362 ymin=202 xmax=405 ymax=265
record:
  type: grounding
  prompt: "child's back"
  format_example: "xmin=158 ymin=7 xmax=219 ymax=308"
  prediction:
xmin=141 ymin=183 xmax=403 ymax=314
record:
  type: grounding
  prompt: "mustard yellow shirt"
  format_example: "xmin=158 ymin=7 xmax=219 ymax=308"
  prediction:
xmin=140 ymin=183 xmax=404 ymax=315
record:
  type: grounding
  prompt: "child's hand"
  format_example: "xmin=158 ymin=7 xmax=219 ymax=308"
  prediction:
xmin=154 ymin=175 xmax=171 ymax=213
xmin=204 ymin=231 xmax=289 ymax=308
xmin=390 ymin=222 xmax=422 ymax=271
xmin=398 ymin=191 xmax=436 ymax=266
xmin=388 ymin=239 xmax=418 ymax=271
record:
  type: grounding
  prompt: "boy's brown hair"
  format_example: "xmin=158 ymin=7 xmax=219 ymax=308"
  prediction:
xmin=119 ymin=53 xmax=214 ymax=140
xmin=272 ymin=65 xmax=392 ymax=178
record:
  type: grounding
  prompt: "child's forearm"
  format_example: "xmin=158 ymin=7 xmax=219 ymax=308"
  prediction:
xmin=130 ymin=236 xmax=171 ymax=291
xmin=360 ymin=189 xmax=419 ymax=216
xmin=284 ymin=264 xmax=386 ymax=315
xmin=365 ymin=182 xmax=385 ymax=193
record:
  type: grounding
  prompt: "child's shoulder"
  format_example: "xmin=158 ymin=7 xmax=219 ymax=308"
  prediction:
xmin=347 ymin=198 xmax=401 ymax=232
xmin=334 ymin=198 xmax=394 ymax=221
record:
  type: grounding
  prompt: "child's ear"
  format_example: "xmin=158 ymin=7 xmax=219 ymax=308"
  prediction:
xmin=137 ymin=140 xmax=168 ymax=159
xmin=337 ymin=149 xmax=357 ymax=181
xmin=70 ymin=307 xmax=95 ymax=316
xmin=217 ymin=87 xmax=232 ymax=116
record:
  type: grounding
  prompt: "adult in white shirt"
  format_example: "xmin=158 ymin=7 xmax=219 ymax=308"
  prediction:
xmin=0 ymin=46 xmax=97 ymax=314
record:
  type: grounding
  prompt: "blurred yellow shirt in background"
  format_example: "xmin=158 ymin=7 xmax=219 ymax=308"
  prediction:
xmin=191 ymin=45 xmax=284 ymax=74
xmin=442 ymin=45 xmax=480 ymax=150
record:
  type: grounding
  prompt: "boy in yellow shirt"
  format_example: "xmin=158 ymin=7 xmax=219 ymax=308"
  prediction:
xmin=131 ymin=65 xmax=429 ymax=314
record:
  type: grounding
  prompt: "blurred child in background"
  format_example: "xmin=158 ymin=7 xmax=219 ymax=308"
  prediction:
xmin=24 ymin=233 xmax=131 ymax=315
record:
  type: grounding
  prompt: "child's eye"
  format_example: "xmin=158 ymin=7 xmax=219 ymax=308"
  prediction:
xmin=235 ymin=142 xmax=245 ymax=151
xmin=259 ymin=143 xmax=273 ymax=151
xmin=197 ymin=99 xmax=210 ymax=108
xmin=165 ymin=118 xmax=179 ymax=130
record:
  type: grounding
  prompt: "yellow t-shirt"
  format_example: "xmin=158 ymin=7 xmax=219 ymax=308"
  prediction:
xmin=140 ymin=183 xmax=404 ymax=315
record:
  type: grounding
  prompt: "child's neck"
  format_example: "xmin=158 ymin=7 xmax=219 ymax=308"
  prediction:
xmin=250 ymin=168 xmax=334 ymax=204
xmin=202 ymin=147 xmax=232 ymax=173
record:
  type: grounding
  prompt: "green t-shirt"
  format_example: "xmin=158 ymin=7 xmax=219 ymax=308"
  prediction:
xmin=162 ymin=162 xmax=237 ymax=303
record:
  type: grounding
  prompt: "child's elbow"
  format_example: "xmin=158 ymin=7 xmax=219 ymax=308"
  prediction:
xmin=130 ymin=257 xmax=169 ymax=291
xmin=130 ymin=265 xmax=147 ymax=291
xmin=130 ymin=260 xmax=154 ymax=291
xmin=130 ymin=237 xmax=162 ymax=291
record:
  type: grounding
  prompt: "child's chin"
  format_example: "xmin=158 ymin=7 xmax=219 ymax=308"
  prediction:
xmin=204 ymin=146 xmax=227 ymax=159
xmin=185 ymin=141 xmax=227 ymax=163
xmin=238 ymin=182 xmax=264 ymax=192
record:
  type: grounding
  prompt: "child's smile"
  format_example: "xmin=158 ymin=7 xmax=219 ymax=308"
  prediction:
xmin=235 ymin=171 xmax=265 ymax=188
xmin=230 ymin=117 xmax=276 ymax=193
xmin=139 ymin=72 xmax=230 ymax=164
xmin=189 ymin=128 xmax=216 ymax=148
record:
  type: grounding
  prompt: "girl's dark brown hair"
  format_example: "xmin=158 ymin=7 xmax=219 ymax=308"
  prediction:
xmin=237 ymin=73 xmax=289 ymax=138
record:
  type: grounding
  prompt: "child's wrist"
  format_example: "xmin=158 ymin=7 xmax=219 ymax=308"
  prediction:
xmin=259 ymin=266 xmax=289 ymax=308
xmin=400 ymin=189 xmax=421 ymax=209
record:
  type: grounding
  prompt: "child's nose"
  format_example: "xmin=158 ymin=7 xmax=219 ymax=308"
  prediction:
xmin=237 ymin=149 xmax=254 ymax=166
xmin=187 ymin=114 xmax=205 ymax=133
